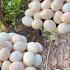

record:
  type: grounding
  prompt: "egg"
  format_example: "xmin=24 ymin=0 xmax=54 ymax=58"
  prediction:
xmin=1 ymin=60 xmax=11 ymax=70
xmin=34 ymin=12 xmax=41 ymax=19
xmin=5 ymin=41 xmax=13 ymax=51
xmin=51 ymin=0 xmax=64 ymax=11
xmin=9 ymin=62 xmax=24 ymax=70
xmin=0 ymin=32 xmax=11 ymax=41
xmin=61 ymin=12 xmax=70 ymax=23
xmin=63 ymin=68 xmax=70 ymax=70
xmin=62 ymin=3 xmax=70 ymax=12
xmin=22 ymin=16 xmax=33 ymax=27
xmin=53 ymin=11 xmax=63 ymax=24
xmin=25 ymin=9 xmax=35 ymax=17
xmin=28 ymin=1 xmax=41 ymax=12
xmin=41 ymin=9 xmax=54 ymax=20
xmin=24 ymin=66 xmax=37 ymax=70
xmin=28 ymin=2 xmax=33 ymax=8
xmin=0 ymin=40 xmax=6 ymax=49
xmin=58 ymin=23 xmax=70 ymax=33
xmin=12 ymin=34 xmax=27 ymax=43
xmin=41 ymin=0 xmax=51 ymax=9
xmin=34 ymin=54 xmax=42 ymax=67
xmin=27 ymin=42 xmax=39 ymax=54
xmin=13 ymin=42 xmax=27 ymax=52
xmin=9 ymin=32 xmax=16 ymax=39
xmin=32 ymin=19 xmax=43 ymax=29
xmin=23 ymin=52 xmax=35 ymax=66
xmin=43 ymin=20 xmax=56 ymax=32
xmin=35 ymin=42 xmax=43 ymax=53
xmin=10 ymin=51 xmax=23 ymax=62
xmin=0 ymin=48 xmax=10 ymax=61
xmin=66 ymin=0 xmax=70 ymax=3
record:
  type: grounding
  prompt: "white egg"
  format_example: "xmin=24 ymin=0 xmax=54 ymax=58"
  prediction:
xmin=25 ymin=9 xmax=35 ymax=17
xmin=24 ymin=66 xmax=37 ymax=70
xmin=34 ymin=54 xmax=42 ymax=67
xmin=0 ymin=32 xmax=11 ymax=41
xmin=0 ymin=40 xmax=6 ymax=49
xmin=62 ymin=3 xmax=70 ymax=12
xmin=23 ymin=52 xmax=35 ymax=66
xmin=61 ymin=12 xmax=70 ymax=23
xmin=5 ymin=41 xmax=13 ymax=51
xmin=32 ymin=19 xmax=43 ymax=29
xmin=41 ymin=0 xmax=51 ymax=9
xmin=58 ymin=23 xmax=70 ymax=33
xmin=0 ymin=48 xmax=10 ymax=61
xmin=13 ymin=42 xmax=27 ymax=52
xmin=34 ymin=12 xmax=41 ymax=19
xmin=22 ymin=16 xmax=33 ymax=27
xmin=29 ymin=1 xmax=41 ymax=12
xmin=9 ymin=62 xmax=24 ymax=70
xmin=12 ymin=34 xmax=27 ymax=43
xmin=41 ymin=9 xmax=54 ymax=20
xmin=53 ymin=11 xmax=63 ymax=24
xmin=28 ymin=2 xmax=33 ymax=8
xmin=51 ymin=0 xmax=64 ymax=11
xmin=43 ymin=20 xmax=56 ymax=32
xmin=63 ymin=68 xmax=70 ymax=70
xmin=35 ymin=42 xmax=43 ymax=53
xmin=66 ymin=0 xmax=70 ymax=3
xmin=1 ymin=60 xmax=11 ymax=70
xmin=10 ymin=51 xmax=23 ymax=62
xmin=27 ymin=42 xmax=39 ymax=54
xmin=9 ymin=32 xmax=16 ymax=39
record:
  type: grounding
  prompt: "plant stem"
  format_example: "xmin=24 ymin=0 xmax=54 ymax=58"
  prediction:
xmin=0 ymin=0 xmax=3 ymax=19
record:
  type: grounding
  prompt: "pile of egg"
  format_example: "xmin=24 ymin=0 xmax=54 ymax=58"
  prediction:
xmin=22 ymin=0 xmax=70 ymax=33
xmin=0 ymin=32 xmax=43 ymax=70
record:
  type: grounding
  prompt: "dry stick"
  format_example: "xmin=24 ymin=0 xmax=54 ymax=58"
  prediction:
xmin=46 ymin=41 xmax=52 ymax=70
